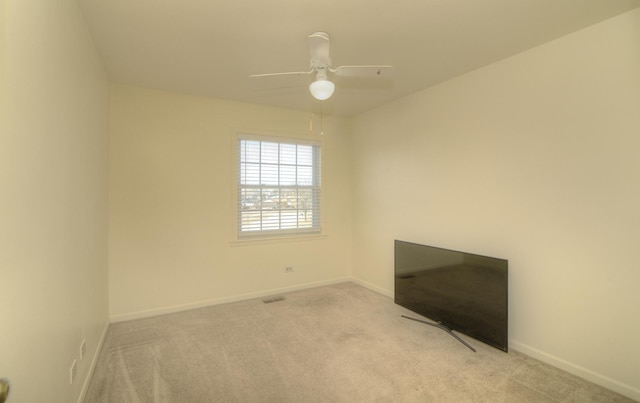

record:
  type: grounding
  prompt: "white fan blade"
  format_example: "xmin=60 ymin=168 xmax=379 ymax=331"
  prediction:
xmin=308 ymin=32 xmax=331 ymax=67
xmin=249 ymin=70 xmax=313 ymax=78
xmin=333 ymin=65 xmax=394 ymax=78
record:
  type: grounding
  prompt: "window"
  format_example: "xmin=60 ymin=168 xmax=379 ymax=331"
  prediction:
xmin=238 ymin=134 xmax=321 ymax=237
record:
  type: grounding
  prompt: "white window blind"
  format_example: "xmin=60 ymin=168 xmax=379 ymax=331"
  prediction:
xmin=238 ymin=135 xmax=321 ymax=237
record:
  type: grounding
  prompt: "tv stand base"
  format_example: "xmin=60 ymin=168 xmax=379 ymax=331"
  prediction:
xmin=401 ymin=315 xmax=476 ymax=352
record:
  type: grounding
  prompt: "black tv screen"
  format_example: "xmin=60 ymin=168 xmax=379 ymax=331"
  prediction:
xmin=394 ymin=240 xmax=508 ymax=351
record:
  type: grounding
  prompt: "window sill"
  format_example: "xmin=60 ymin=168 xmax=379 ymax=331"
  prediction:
xmin=230 ymin=233 xmax=328 ymax=247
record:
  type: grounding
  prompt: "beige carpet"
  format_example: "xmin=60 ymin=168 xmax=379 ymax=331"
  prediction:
xmin=84 ymin=282 xmax=633 ymax=402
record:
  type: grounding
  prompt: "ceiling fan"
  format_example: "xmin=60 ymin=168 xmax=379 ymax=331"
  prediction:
xmin=250 ymin=32 xmax=394 ymax=100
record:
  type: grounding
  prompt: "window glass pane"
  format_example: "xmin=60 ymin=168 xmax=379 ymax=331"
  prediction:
xmin=297 ymin=145 xmax=312 ymax=166
xmin=298 ymin=210 xmax=313 ymax=228
xmin=280 ymin=165 xmax=296 ymax=186
xmin=297 ymin=189 xmax=312 ymax=210
xmin=261 ymin=142 xmax=279 ymax=164
xmin=297 ymin=166 xmax=313 ymax=185
xmin=280 ymin=189 xmax=296 ymax=209
xmin=260 ymin=188 xmax=279 ymax=210
xmin=261 ymin=164 xmax=278 ymax=186
xmin=261 ymin=211 xmax=280 ymax=230
xmin=280 ymin=210 xmax=297 ymax=228
xmin=280 ymin=143 xmax=297 ymax=165
xmin=240 ymin=162 xmax=260 ymax=185
xmin=240 ymin=211 xmax=262 ymax=232
xmin=240 ymin=189 xmax=260 ymax=210
xmin=242 ymin=140 xmax=261 ymax=163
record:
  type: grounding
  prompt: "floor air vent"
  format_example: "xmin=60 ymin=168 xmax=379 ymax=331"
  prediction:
xmin=262 ymin=296 xmax=285 ymax=304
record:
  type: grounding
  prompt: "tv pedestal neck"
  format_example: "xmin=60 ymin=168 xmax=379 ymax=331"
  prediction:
xmin=402 ymin=315 xmax=476 ymax=352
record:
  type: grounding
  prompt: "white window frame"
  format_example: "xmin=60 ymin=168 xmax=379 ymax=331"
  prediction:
xmin=236 ymin=133 xmax=321 ymax=238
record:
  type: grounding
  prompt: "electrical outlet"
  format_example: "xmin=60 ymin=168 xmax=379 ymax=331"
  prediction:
xmin=69 ymin=359 xmax=77 ymax=384
xmin=80 ymin=339 xmax=86 ymax=360
xmin=285 ymin=266 xmax=294 ymax=273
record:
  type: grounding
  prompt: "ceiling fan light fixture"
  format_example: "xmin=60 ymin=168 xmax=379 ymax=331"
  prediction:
xmin=251 ymin=32 xmax=392 ymax=103
xmin=309 ymin=78 xmax=335 ymax=100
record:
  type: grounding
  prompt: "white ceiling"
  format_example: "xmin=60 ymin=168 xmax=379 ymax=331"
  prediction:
xmin=79 ymin=0 xmax=640 ymax=117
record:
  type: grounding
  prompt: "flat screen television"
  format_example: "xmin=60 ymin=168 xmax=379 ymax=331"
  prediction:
xmin=394 ymin=240 xmax=508 ymax=352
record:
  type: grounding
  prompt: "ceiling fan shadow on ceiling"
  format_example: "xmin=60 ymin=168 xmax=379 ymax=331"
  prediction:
xmin=249 ymin=32 xmax=394 ymax=101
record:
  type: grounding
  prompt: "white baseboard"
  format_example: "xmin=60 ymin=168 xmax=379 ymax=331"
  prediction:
xmin=350 ymin=277 xmax=393 ymax=298
xmin=510 ymin=340 xmax=640 ymax=402
xmin=110 ymin=277 xmax=352 ymax=323
xmin=78 ymin=320 xmax=110 ymax=403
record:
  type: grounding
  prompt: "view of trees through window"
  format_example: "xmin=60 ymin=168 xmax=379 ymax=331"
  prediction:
xmin=238 ymin=137 xmax=320 ymax=235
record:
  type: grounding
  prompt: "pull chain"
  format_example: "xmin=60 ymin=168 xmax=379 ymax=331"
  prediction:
xmin=309 ymin=104 xmax=325 ymax=136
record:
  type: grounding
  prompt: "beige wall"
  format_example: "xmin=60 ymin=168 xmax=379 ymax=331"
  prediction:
xmin=351 ymin=9 xmax=640 ymax=400
xmin=0 ymin=1 xmax=110 ymax=402
xmin=108 ymin=85 xmax=353 ymax=320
